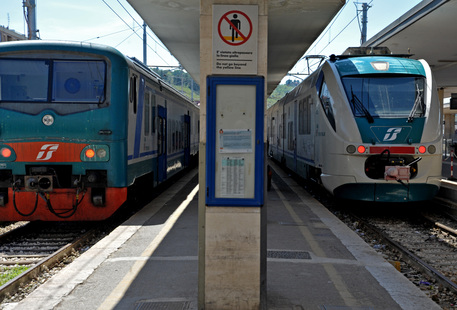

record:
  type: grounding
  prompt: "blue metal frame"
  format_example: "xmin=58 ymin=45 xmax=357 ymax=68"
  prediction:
xmin=206 ymin=76 xmax=264 ymax=206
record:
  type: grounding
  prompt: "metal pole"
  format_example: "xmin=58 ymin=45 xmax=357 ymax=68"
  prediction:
xmin=143 ymin=22 xmax=147 ymax=65
xmin=23 ymin=0 xmax=38 ymax=40
xmin=361 ymin=3 xmax=368 ymax=44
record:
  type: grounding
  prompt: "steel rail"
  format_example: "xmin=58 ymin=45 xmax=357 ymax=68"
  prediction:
xmin=355 ymin=215 xmax=457 ymax=294
xmin=0 ymin=228 xmax=96 ymax=301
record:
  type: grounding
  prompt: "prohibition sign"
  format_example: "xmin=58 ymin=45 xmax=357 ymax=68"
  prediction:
xmin=218 ymin=10 xmax=253 ymax=46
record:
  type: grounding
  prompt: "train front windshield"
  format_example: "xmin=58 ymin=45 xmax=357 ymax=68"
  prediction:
xmin=342 ymin=76 xmax=425 ymax=119
xmin=0 ymin=59 xmax=106 ymax=103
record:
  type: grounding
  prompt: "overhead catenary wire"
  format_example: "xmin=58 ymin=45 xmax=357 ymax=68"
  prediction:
xmin=115 ymin=0 xmax=168 ymax=52
xmin=84 ymin=27 xmax=133 ymax=42
xmin=100 ymin=0 xmax=172 ymax=65
xmin=292 ymin=0 xmax=374 ymax=77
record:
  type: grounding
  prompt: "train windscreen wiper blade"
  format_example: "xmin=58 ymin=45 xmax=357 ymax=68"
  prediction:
xmin=351 ymin=88 xmax=374 ymax=123
xmin=408 ymin=84 xmax=423 ymax=123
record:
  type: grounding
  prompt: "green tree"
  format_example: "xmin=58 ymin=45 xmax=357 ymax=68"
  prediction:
xmin=267 ymin=80 xmax=299 ymax=108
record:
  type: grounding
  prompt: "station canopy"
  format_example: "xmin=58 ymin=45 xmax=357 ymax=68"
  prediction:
xmin=127 ymin=0 xmax=344 ymax=94
xmin=363 ymin=0 xmax=457 ymax=98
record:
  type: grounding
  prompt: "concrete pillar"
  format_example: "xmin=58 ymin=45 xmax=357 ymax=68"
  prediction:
xmin=198 ymin=1 xmax=268 ymax=309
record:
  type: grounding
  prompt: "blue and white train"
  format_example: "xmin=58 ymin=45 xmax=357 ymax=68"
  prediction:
xmin=0 ymin=41 xmax=199 ymax=220
xmin=267 ymin=47 xmax=442 ymax=202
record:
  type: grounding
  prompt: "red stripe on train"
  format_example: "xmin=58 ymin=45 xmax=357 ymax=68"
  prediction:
xmin=369 ymin=146 xmax=415 ymax=154
xmin=6 ymin=142 xmax=87 ymax=162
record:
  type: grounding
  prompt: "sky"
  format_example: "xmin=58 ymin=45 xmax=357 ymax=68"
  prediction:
xmin=0 ymin=0 xmax=423 ymax=81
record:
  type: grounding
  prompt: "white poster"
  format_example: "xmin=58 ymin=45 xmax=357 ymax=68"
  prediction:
xmin=220 ymin=157 xmax=245 ymax=197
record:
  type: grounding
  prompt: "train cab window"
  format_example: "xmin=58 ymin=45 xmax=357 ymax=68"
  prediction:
xmin=0 ymin=59 xmax=49 ymax=102
xmin=319 ymin=80 xmax=336 ymax=131
xmin=0 ymin=59 xmax=106 ymax=104
xmin=342 ymin=76 xmax=425 ymax=119
xmin=52 ymin=61 xmax=105 ymax=103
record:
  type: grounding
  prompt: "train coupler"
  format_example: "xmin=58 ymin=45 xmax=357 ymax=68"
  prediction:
xmin=384 ymin=166 xmax=410 ymax=181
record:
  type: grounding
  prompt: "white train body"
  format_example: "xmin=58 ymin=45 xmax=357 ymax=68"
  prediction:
xmin=267 ymin=48 xmax=442 ymax=202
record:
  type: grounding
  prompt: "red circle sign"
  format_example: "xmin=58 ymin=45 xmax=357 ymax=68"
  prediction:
xmin=218 ymin=10 xmax=253 ymax=46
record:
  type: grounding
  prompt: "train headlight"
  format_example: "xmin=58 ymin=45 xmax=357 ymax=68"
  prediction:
xmin=346 ymin=145 xmax=356 ymax=154
xmin=96 ymin=148 xmax=107 ymax=159
xmin=418 ymin=146 xmax=427 ymax=154
xmin=371 ymin=61 xmax=389 ymax=71
xmin=42 ymin=114 xmax=54 ymax=126
xmin=428 ymin=145 xmax=436 ymax=154
xmin=0 ymin=146 xmax=16 ymax=161
xmin=81 ymin=145 xmax=110 ymax=162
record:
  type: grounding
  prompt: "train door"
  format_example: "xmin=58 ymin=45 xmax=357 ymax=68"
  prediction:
xmin=158 ymin=106 xmax=167 ymax=183
xmin=183 ymin=114 xmax=191 ymax=167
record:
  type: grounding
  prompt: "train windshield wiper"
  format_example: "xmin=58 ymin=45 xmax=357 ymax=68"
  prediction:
xmin=408 ymin=84 xmax=423 ymax=123
xmin=350 ymin=88 xmax=374 ymax=123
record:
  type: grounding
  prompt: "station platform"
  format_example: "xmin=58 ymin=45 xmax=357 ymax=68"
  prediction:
xmin=5 ymin=163 xmax=440 ymax=310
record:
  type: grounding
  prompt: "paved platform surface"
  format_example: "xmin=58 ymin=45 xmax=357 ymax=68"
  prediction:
xmin=4 ymin=164 xmax=440 ymax=310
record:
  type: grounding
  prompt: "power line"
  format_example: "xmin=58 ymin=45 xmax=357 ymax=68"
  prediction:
xmin=292 ymin=0 xmax=375 ymax=76
xmin=115 ymin=0 xmax=168 ymax=52
xmin=83 ymin=27 xmax=132 ymax=42
xmin=115 ymin=26 xmax=141 ymax=48
xmin=100 ymin=0 xmax=171 ymax=65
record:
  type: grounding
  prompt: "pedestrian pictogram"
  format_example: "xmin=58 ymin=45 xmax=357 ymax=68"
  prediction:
xmin=213 ymin=5 xmax=258 ymax=75
xmin=218 ymin=10 xmax=253 ymax=46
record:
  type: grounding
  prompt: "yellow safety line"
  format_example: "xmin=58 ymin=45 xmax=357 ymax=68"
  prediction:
xmin=271 ymin=181 xmax=359 ymax=307
xmin=97 ymin=184 xmax=199 ymax=310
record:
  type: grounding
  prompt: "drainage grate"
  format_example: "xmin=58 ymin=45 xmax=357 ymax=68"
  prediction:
xmin=267 ymin=250 xmax=311 ymax=259
xmin=135 ymin=301 xmax=191 ymax=310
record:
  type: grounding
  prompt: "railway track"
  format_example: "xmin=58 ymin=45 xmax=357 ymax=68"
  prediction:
xmin=338 ymin=204 xmax=457 ymax=308
xmin=0 ymin=221 xmax=97 ymax=302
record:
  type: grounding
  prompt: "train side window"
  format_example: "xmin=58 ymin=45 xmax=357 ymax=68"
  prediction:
xmin=144 ymin=92 xmax=150 ymax=136
xmin=306 ymin=96 xmax=312 ymax=134
xmin=130 ymin=75 xmax=138 ymax=114
xmin=288 ymin=121 xmax=294 ymax=150
xmin=151 ymin=95 xmax=156 ymax=133
xmin=299 ymin=96 xmax=312 ymax=135
xmin=299 ymin=99 xmax=305 ymax=134
xmin=319 ymin=80 xmax=336 ymax=131
xmin=271 ymin=117 xmax=276 ymax=144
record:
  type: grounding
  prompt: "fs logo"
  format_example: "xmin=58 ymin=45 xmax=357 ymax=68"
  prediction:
xmin=36 ymin=144 xmax=59 ymax=161
xmin=383 ymin=128 xmax=402 ymax=142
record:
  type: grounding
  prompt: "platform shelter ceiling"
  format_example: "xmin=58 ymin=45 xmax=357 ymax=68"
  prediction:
xmin=363 ymin=0 xmax=457 ymax=98
xmin=126 ymin=0 xmax=344 ymax=94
